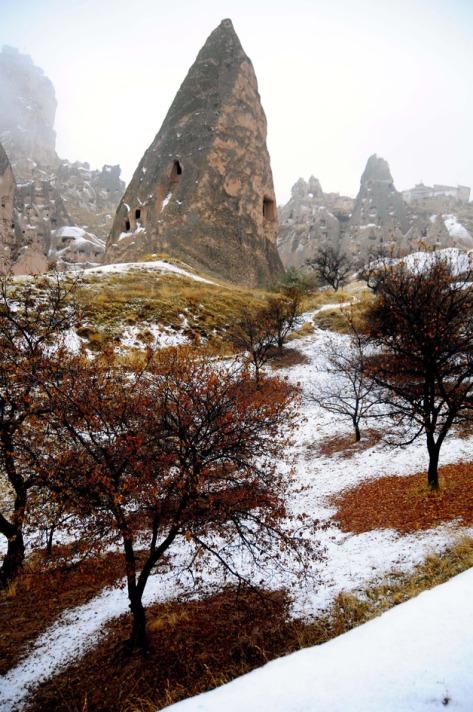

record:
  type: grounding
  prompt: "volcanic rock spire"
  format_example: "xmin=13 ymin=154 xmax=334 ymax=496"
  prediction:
xmin=105 ymin=19 xmax=283 ymax=286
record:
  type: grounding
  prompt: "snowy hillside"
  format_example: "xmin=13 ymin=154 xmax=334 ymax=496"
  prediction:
xmin=163 ymin=566 xmax=473 ymax=712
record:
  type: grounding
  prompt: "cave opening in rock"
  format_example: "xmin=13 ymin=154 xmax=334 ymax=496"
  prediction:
xmin=125 ymin=219 xmax=131 ymax=231
xmin=263 ymin=196 xmax=276 ymax=221
xmin=135 ymin=208 xmax=141 ymax=220
xmin=170 ymin=160 xmax=182 ymax=183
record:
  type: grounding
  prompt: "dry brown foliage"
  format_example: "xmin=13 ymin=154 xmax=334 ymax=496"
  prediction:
xmin=0 ymin=550 xmax=126 ymax=674
xmin=332 ymin=461 xmax=473 ymax=534
xmin=269 ymin=347 xmax=310 ymax=370
xmin=313 ymin=428 xmax=383 ymax=459
xmin=25 ymin=537 xmax=473 ymax=712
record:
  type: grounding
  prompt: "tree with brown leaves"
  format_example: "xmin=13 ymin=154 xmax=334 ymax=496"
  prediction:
xmin=46 ymin=348 xmax=307 ymax=650
xmin=364 ymin=255 xmax=473 ymax=489
xmin=0 ymin=274 xmax=79 ymax=587
xmin=230 ymin=309 xmax=277 ymax=383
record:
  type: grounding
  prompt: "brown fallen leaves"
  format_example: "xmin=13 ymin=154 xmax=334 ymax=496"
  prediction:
xmin=332 ymin=461 xmax=473 ymax=534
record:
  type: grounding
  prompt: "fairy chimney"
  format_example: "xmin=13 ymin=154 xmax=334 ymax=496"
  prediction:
xmin=105 ymin=19 xmax=283 ymax=286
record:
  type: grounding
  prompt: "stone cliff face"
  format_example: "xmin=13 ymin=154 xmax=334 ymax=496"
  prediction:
xmin=0 ymin=46 xmax=58 ymax=181
xmin=53 ymin=161 xmax=125 ymax=239
xmin=106 ymin=19 xmax=283 ymax=287
xmin=0 ymin=47 xmax=124 ymax=272
xmin=0 ymin=142 xmax=16 ymax=269
xmin=277 ymin=177 xmax=354 ymax=268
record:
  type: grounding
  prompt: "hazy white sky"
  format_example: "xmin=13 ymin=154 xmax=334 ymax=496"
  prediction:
xmin=1 ymin=0 xmax=472 ymax=203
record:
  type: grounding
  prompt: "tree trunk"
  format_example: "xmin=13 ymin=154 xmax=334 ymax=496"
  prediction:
xmin=0 ymin=528 xmax=25 ymax=588
xmin=129 ymin=594 xmax=148 ymax=651
xmin=426 ymin=436 xmax=440 ymax=490
xmin=354 ymin=422 xmax=361 ymax=443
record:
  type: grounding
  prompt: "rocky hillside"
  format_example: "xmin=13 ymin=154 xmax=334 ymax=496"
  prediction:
xmin=105 ymin=19 xmax=283 ymax=287
xmin=278 ymin=155 xmax=473 ymax=269
xmin=0 ymin=45 xmax=58 ymax=182
xmin=0 ymin=46 xmax=124 ymax=272
xmin=277 ymin=177 xmax=354 ymax=268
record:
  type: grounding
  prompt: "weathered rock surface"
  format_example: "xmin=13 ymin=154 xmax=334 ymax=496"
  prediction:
xmin=278 ymin=155 xmax=473 ymax=269
xmin=0 ymin=47 xmax=124 ymax=271
xmin=106 ymin=19 xmax=283 ymax=287
xmin=49 ymin=226 xmax=105 ymax=269
xmin=53 ymin=161 xmax=125 ymax=239
xmin=348 ymin=154 xmax=410 ymax=260
xmin=277 ymin=177 xmax=354 ymax=268
xmin=0 ymin=142 xmax=16 ymax=268
xmin=0 ymin=46 xmax=58 ymax=182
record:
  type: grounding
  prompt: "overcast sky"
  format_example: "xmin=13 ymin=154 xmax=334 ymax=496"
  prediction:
xmin=1 ymin=0 xmax=472 ymax=203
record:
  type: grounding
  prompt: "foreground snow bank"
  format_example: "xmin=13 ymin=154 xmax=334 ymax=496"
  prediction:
xmin=163 ymin=566 xmax=473 ymax=712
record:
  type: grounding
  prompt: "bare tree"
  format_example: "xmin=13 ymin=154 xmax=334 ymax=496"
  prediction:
xmin=307 ymin=245 xmax=351 ymax=292
xmin=363 ymin=254 xmax=473 ymax=489
xmin=308 ymin=318 xmax=378 ymax=442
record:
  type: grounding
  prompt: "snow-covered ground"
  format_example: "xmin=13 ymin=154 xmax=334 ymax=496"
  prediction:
xmin=163 ymin=566 xmax=473 ymax=712
xmin=84 ymin=259 xmax=215 ymax=284
xmin=1 ymin=312 xmax=472 ymax=709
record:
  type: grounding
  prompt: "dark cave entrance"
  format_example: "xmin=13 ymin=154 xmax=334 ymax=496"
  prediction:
xmin=125 ymin=219 xmax=131 ymax=231
xmin=263 ymin=196 xmax=276 ymax=221
xmin=135 ymin=208 xmax=141 ymax=219
xmin=170 ymin=160 xmax=182 ymax=183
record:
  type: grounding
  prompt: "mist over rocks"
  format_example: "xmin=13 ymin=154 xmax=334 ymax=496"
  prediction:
xmin=0 ymin=46 xmax=124 ymax=273
xmin=105 ymin=19 xmax=283 ymax=287
xmin=0 ymin=45 xmax=58 ymax=182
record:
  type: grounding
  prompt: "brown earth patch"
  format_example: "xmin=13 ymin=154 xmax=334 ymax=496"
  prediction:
xmin=332 ymin=461 xmax=473 ymax=534
xmin=311 ymin=428 xmax=384 ymax=460
xmin=25 ymin=536 xmax=473 ymax=711
xmin=269 ymin=347 xmax=310 ymax=370
xmin=0 ymin=549 xmax=127 ymax=675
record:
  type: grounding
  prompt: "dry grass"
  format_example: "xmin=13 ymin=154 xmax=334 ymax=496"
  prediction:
xmin=312 ymin=428 xmax=384 ymax=459
xmin=77 ymin=271 xmax=270 ymax=350
xmin=25 ymin=538 xmax=473 ymax=712
xmin=332 ymin=461 xmax=473 ymax=534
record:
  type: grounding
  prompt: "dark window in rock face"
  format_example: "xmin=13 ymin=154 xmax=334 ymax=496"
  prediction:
xmin=263 ymin=197 xmax=276 ymax=221
xmin=170 ymin=160 xmax=182 ymax=183
xmin=125 ymin=219 xmax=131 ymax=231
xmin=135 ymin=209 xmax=141 ymax=219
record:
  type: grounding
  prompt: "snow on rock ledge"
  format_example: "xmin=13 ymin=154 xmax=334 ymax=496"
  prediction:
xmin=163 ymin=567 xmax=473 ymax=712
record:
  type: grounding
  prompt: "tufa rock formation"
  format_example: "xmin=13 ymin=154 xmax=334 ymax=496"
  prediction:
xmin=0 ymin=142 xmax=16 ymax=268
xmin=106 ymin=19 xmax=283 ymax=286
xmin=0 ymin=46 xmax=58 ymax=182
xmin=277 ymin=177 xmax=354 ymax=268
xmin=0 ymin=46 xmax=124 ymax=271
xmin=348 ymin=154 xmax=410 ymax=260
xmin=52 ymin=161 xmax=125 ymax=240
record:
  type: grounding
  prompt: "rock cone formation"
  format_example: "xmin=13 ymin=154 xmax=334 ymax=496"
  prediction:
xmin=349 ymin=154 xmax=410 ymax=259
xmin=105 ymin=19 xmax=283 ymax=286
